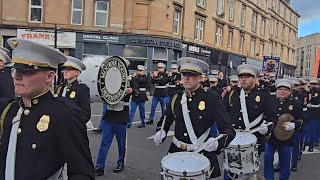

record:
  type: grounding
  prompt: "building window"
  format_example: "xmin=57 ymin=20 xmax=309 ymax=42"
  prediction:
xmin=268 ymin=41 xmax=273 ymax=55
xmin=280 ymin=45 xmax=283 ymax=58
xmin=83 ymin=43 xmax=109 ymax=58
xmin=275 ymin=21 xmax=279 ymax=38
xmin=288 ymin=29 xmax=291 ymax=45
xmin=274 ymin=43 xmax=277 ymax=56
xmin=71 ymin=0 xmax=83 ymax=25
xmin=95 ymin=1 xmax=109 ymax=27
xmin=153 ymin=47 xmax=168 ymax=60
xmin=29 ymin=0 xmax=43 ymax=22
xmin=173 ymin=9 xmax=181 ymax=34
xmin=277 ymin=1 xmax=280 ymax=14
xmin=217 ymin=0 xmax=225 ymax=16
xmin=124 ymin=45 xmax=148 ymax=59
xmin=241 ymin=5 xmax=246 ymax=27
xmin=270 ymin=17 xmax=275 ymax=35
xmin=229 ymin=0 xmax=235 ymax=21
xmin=259 ymin=41 xmax=264 ymax=57
xmin=260 ymin=17 xmax=266 ymax=36
xmin=239 ymin=33 xmax=244 ymax=51
xmin=228 ymin=28 xmax=233 ymax=48
xmin=196 ymin=0 xmax=206 ymax=8
xmin=292 ymin=33 xmax=296 ymax=47
xmin=272 ymin=0 xmax=277 ymax=11
xmin=251 ymin=11 xmax=257 ymax=32
xmin=250 ymin=37 xmax=256 ymax=55
xmin=252 ymin=0 xmax=257 ymax=4
xmin=215 ymin=25 xmax=223 ymax=46
xmin=282 ymin=25 xmax=285 ymax=41
xmin=195 ymin=18 xmax=205 ymax=41
xmin=284 ymin=7 xmax=286 ymax=19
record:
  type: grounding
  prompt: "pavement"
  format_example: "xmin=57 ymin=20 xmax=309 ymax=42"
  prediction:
xmin=88 ymin=101 xmax=320 ymax=180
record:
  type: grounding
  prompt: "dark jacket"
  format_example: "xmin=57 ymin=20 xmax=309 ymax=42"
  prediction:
xmin=163 ymin=87 xmax=235 ymax=178
xmin=166 ymin=72 xmax=183 ymax=97
xmin=0 ymin=68 xmax=14 ymax=101
xmin=55 ymin=79 xmax=91 ymax=122
xmin=132 ymin=74 xmax=149 ymax=102
xmin=0 ymin=91 xmax=94 ymax=180
xmin=151 ymin=72 xmax=169 ymax=97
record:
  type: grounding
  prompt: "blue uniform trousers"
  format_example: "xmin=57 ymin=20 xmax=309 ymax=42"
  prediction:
xmin=210 ymin=122 xmax=218 ymax=138
xmin=98 ymin=104 xmax=108 ymax=129
xmin=291 ymin=131 xmax=303 ymax=168
xmin=128 ymin=101 xmax=146 ymax=125
xmin=305 ymin=119 xmax=320 ymax=150
xmin=96 ymin=120 xmax=127 ymax=168
xmin=264 ymin=142 xmax=292 ymax=180
xmin=149 ymin=96 xmax=165 ymax=121
xmin=164 ymin=96 xmax=172 ymax=106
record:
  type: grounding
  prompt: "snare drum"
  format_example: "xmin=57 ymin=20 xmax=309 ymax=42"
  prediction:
xmin=78 ymin=55 xmax=128 ymax=104
xmin=161 ymin=152 xmax=211 ymax=180
xmin=223 ymin=132 xmax=259 ymax=175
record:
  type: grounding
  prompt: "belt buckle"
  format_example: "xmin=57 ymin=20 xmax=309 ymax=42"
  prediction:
xmin=180 ymin=143 xmax=187 ymax=151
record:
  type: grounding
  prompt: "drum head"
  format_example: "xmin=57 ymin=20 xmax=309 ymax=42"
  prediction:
xmin=161 ymin=152 xmax=210 ymax=176
xmin=97 ymin=56 xmax=128 ymax=105
xmin=229 ymin=132 xmax=257 ymax=147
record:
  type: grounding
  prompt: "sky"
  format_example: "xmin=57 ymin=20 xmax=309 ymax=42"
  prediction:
xmin=291 ymin=0 xmax=320 ymax=37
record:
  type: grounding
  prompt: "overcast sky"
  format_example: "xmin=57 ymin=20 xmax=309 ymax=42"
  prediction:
xmin=291 ymin=0 xmax=320 ymax=37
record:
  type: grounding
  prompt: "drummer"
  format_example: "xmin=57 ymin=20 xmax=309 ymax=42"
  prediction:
xmin=153 ymin=57 xmax=235 ymax=178
xmin=264 ymin=79 xmax=303 ymax=180
xmin=224 ymin=64 xmax=277 ymax=180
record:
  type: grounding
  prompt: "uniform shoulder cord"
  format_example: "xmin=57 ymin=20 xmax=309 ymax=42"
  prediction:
xmin=55 ymin=85 xmax=62 ymax=95
xmin=0 ymin=101 xmax=17 ymax=142
xmin=228 ymin=89 xmax=235 ymax=106
xmin=171 ymin=94 xmax=178 ymax=117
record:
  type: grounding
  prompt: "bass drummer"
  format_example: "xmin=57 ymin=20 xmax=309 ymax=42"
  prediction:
xmin=264 ymin=79 xmax=303 ymax=180
xmin=153 ymin=57 xmax=235 ymax=178
xmin=224 ymin=64 xmax=277 ymax=180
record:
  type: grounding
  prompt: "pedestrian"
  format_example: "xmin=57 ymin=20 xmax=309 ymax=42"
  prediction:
xmin=0 ymin=46 xmax=14 ymax=101
xmin=224 ymin=64 xmax=277 ymax=180
xmin=94 ymin=59 xmax=138 ymax=176
xmin=146 ymin=63 xmax=168 ymax=124
xmin=154 ymin=57 xmax=235 ymax=178
xmin=264 ymin=79 xmax=303 ymax=180
xmin=128 ymin=65 xmax=149 ymax=128
xmin=0 ymin=38 xmax=94 ymax=179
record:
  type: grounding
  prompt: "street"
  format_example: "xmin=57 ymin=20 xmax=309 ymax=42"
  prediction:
xmin=88 ymin=100 xmax=320 ymax=180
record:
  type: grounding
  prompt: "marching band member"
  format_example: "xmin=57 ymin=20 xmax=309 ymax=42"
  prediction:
xmin=224 ymin=64 xmax=277 ymax=180
xmin=55 ymin=56 xmax=91 ymax=125
xmin=264 ymin=79 xmax=303 ymax=180
xmin=305 ymin=78 xmax=320 ymax=152
xmin=146 ymin=63 xmax=168 ymax=125
xmin=268 ymin=73 xmax=277 ymax=97
xmin=153 ymin=57 xmax=235 ymax=178
xmin=95 ymin=59 xmax=139 ymax=176
xmin=0 ymin=38 xmax=94 ymax=179
xmin=207 ymin=75 xmax=222 ymax=96
xmin=128 ymin=65 xmax=149 ymax=128
xmin=0 ymin=46 xmax=14 ymax=101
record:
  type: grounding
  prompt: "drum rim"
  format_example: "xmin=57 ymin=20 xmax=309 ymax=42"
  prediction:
xmin=161 ymin=152 xmax=210 ymax=176
xmin=229 ymin=132 xmax=257 ymax=147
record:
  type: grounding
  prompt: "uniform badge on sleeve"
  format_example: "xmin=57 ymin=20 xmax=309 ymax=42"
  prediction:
xmin=315 ymin=93 xmax=318 ymax=97
xmin=37 ymin=115 xmax=50 ymax=132
xmin=255 ymin=96 xmax=260 ymax=102
xmin=198 ymin=101 xmax=205 ymax=111
xmin=70 ymin=91 xmax=76 ymax=99
xmin=289 ymin=105 xmax=293 ymax=110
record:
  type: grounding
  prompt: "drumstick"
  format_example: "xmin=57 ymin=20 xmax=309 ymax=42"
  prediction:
xmin=247 ymin=122 xmax=273 ymax=134
xmin=195 ymin=134 xmax=225 ymax=153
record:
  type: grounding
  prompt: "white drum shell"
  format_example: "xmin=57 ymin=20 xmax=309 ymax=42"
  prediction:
xmin=223 ymin=132 xmax=259 ymax=175
xmin=161 ymin=152 xmax=210 ymax=180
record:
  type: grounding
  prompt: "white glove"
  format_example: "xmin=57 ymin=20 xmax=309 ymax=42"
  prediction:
xmin=307 ymin=104 xmax=312 ymax=108
xmin=154 ymin=130 xmax=166 ymax=145
xmin=203 ymin=137 xmax=219 ymax=152
xmin=285 ymin=122 xmax=295 ymax=131
xmin=258 ymin=123 xmax=269 ymax=135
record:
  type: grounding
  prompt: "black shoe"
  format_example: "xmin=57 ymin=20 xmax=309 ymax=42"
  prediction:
xmin=94 ymin=167 xmax=104 ymax=176
xmin=138 ymin=123 xmax=145 ymax=128
xmin=308 ymin=148 xmax=314 ymax=152
xmin=146 ymin=120 xmax=153 ymax=124
xmin=315 ymin=143 xmax=319 ymax=146
xmin=127 ymin=124 xmax=131 ymax=128
xmin=291 ymin=167 xmax=297 ymax=172
xmin=93 ymin=128 xmax=102 ymax=133
xmin=113 ymin=165 xmax=124 ymax=173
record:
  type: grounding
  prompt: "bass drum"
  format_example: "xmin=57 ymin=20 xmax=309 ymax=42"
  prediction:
xmin=78 ymin=55 xmax=129 ymax=105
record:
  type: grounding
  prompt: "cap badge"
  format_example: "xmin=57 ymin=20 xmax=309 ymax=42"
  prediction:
xmin=187 ymin=59 xmax=191 ymax=63
xmin=255 ymin=96 xmax=260 ymax=102
xmin=11 ymin=39 xmax=18 ymax=48
xmin=295 ymin=97 xmax=298 ymax=100
xmin=37 ymin=115 xmax=50 ymax=132
xmin=289 ymin=105 xmax=293 ymax=110
xmin=198 ymin=101 xmax=205 ymax=111
xmin=70 ymin=91 xmax=76 ymax=99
